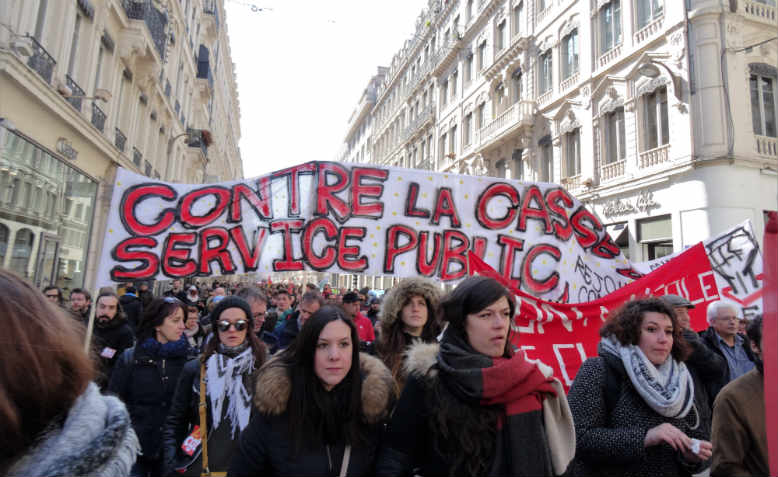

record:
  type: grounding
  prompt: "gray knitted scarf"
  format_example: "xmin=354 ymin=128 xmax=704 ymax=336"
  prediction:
xmin=7 ymin=382 xmax=140 ymax=476
xmin=600 ymin=336 xmax=694 ymax=419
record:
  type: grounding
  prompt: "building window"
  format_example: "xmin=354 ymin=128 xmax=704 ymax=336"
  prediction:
xmin=449 ymin=125 xmax=457 ymax=157
xmin=512 ymin=148 xmax=523 ymax=180
xmin=464 ymin=113 xmax=473 ymax=145
xmin=34 ymin=0 xmax=48 ymax=40
xmin=636 ymin=0 xmax=663 ymax=30
xmin=440 ymin=79 xmax=448 ymax=107
xmin=600 ymin=0 xmax=622 ymax=54
xmin=564 ymin=129 xmax=581 ymax=177
xmin=0 ymin=224 xmax=8 ymax=264
xmin=478 ymin=41 xmax=486 ymax=72
xmin=561 ymin=29 xmax=578 ymax=79
xmin=750 ymin=74 xmax=776 ymax=137
xmin=496 ymin=20 xmax=506 ymax=51
xmin=466 ymin=0 xmax=474 ymax=22
xmin=477 ymin=103 xmax=486 ymax=129
xmin=511 ymin=68 xmax=522 ymax=103
xmin=539 ymin=50 xmax=552 ymax=93
xmin=538 ymin=0 xmax=547 ymax=10
xmin=439 ymin=132 xmax=447 ymax=162
xmin=465 ymin=53 xmax=473 ymax=84
xmin=638 ymin=215 xmax=672 ymax=260
xmin=539 ymin=136 xmax=553 ymax=181
xmin=67 ymin=14 xmax=82 ymax=77
xmin=451 ymin=70 xmax=458 ymax=99
xmin=10 ymin=228 xmax=34 ymax=278
xmin=496 ymin=159 xmax=509 ymax=178
xmin=513 ymin=1 xmax=524 ymax=37
xmin=644 ymin=86 xmax=669 ymax=150
xmin=604 ymin=106 xmax=626 ymax=163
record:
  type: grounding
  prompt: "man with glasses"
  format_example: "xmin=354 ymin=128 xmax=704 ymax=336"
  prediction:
xmin=700 ymin=299 xmax=756 ymax=400
xmin=42 ymin=286 xmax=64 ymax=307
xmin=275 ymin=291 xmax=324 ymax=350
xmin=236 ymin=286 xmax=278 ymax=351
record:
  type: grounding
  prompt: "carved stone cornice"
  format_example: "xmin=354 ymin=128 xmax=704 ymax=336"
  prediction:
xmin=484 ymin=34 xmax=530 ymax=80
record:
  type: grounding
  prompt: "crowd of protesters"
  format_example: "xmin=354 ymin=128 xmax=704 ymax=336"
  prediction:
xmin=0 ymin=268 xmax=770 ymax=476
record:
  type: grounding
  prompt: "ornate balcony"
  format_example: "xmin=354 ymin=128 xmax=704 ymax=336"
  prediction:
xmin=755 ymin=134 xmax=777 ymax=158
xmin=740 ymin=0 xmax=777 ymax=25
xmin=634 ymin=16 xmax=664 ymax=46
xmin=202 ymin=0 xmax=220 ymax=37
xmin=600 ymin=159 xmax=625 ymax=181
xmin=598 ymin=44 xmax=623 ymax=69
xmin=122 ymin=0 xmax=168 ymax=61
xmin=26 ymin=36 xmax=56 ymax=85
xmin=639 ymin=144 xmax=670 ymax=168
xmin=561 ymin=174 xmax=583 ymax=193
xmin=115 ymin=128 xmax=127 ymax=152
xmin=476 ymin=100 xmax=535 ymax=150
xmin=537 ymin=89 xmax=552 ymax=106
xmin=402 ymin=105 xmax=434 ymax=143
xmin=560 ymin=72 xmax=579 ymax=92
xmin=65 ymin=75 xmax=85 ymax=111
xmin=91 ymin=103 xmax=106 ymax=132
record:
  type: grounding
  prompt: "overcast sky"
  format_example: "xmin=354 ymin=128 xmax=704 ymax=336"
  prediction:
xmin=224 ymin=1 xmax=427 ymax=178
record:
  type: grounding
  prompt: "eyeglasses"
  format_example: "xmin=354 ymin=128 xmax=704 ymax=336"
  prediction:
xmin=216 ymin=319 xmax=249 ymax=333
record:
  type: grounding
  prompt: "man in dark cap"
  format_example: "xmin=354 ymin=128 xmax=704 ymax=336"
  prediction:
xmin=342 ymin=291 xmax=375 ymax=346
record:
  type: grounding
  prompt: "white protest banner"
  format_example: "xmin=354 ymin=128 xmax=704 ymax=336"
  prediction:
xmin=97 ymin=162 xmax=636 ymax=299
xmin=632 ymin=220 xmax=764 ymax=318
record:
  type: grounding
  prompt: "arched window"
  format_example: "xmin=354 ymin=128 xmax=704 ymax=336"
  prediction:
xmin=10 ymin=228 xmax=35 ymax=277
xmin=0 ymin=223 xmax=8 ymax=264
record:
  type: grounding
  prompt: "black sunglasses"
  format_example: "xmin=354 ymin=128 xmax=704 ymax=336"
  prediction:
xmin=217 ymin=319 xmax=249 ymax=333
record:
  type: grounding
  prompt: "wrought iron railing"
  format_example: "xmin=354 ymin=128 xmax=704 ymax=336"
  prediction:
xmin=65 ymin=75 xmax=85 ymax=111
xmin=133 ymin=147 xmax=143 ymax=167
xmin=91 ymin=103 xmax=106 ymax=132
xmin=197 ymin=62 xmax=214 ymax=90
xmin=122 ymin=0 xmax=168 ymax=61
xmin=115 ymin=128 xmax=127 ymax=151
xmin=26 ymin=36 xmax=56 ymax=84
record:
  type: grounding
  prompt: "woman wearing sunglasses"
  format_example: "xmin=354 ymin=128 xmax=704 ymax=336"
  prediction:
xmin=108 ymin=297 xmax=194 ymax=477
xmin=227 ymin=305 xmax=395 ymax=476
xmin=163 ymin=297 xmax=267 ymax=476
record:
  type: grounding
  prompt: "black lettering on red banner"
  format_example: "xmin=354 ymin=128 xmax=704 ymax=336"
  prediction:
xmin=545 ymin=188 xmax=574 ymax=241
xmin=179 ymin=186 xmax=231 ymax=229
xmin=404 ymin=182 xmax=431 ymax=218
xmin=570 ymin=206 xmax=603 ymax=249
xmin=517 ymin=185 xmax=553 ymax=234
xmin=162 ymin=232 xmax=197 ymax=277
xmin=351 ymin=167 xmax=387 ymax=218
xmin=337 ymin=227 xmax=367 ymax=271
xmin=110 ymin=237 xmax=159 ymax=280
xmin=416 ymin=231 xmax=442 ymax=276
xmin=120 ymin=184 xmax=177 ymax=236
xmin=315 ymin=162 xmax=350 ymax=223
xmin=302 ymin=217 xmax=338 ymax=270
xmin=384 ymin=224 xmax=418 ymax=273
xmin=497 ymin=234 xmax=525 ymax=282
xmin=270 ymin=219 xmax=304 ymax=271
xmin=199 ymin=227 xmax=236 ymax=275
xmin=440 ymin=230 xmax=469 ymax=281
xmin=431 ymin=187 xmax=462 ymax=228
xmin=272 ymin=162 xmax=315 ymax=216
xmin=475 ymin=182 xmax=520 ymax=230
xmin=230 ymin=225 xmax=268 ymax=271
xmin=229 ymin=177 xmax=273 ymax=223
xmin=521 ymin=243 xmax=562 ymax=293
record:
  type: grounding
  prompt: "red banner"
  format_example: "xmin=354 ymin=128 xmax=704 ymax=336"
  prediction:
xmin=468 ymin=243 xmax=718 ymax=391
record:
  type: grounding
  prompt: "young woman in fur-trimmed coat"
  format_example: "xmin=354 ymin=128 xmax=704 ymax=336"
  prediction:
xmin=228 ymin=305 xmax=395 ymax=476
xmin=376 ymin=276 xmax=576 ymax=477
xmin=376 ymin=277 xmax=442 ymax=393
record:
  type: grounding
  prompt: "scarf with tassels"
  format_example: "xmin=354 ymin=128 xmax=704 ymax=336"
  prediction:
xmin=205 ymin=344 xmax=255 ymax=439
xmin=600 ymin=336 xmax=694 ymax=419
xmin=437 ymin=329 xmax=559 ymax=476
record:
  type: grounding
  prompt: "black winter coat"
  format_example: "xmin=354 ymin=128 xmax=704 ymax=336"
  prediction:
xmin=92 ymin=317 xmax=135 ymax=390
xmin=567 ymin=355 xmax=708 ymax=477
xmin=275 ymin=311 xmax=300 ymax=349
xmin=119 ymin=294 xmax=143 ymax=333
xmin=699 ymin=327 xmax=755 ymax=400
xmin=107 ymin=344 xmax=193 ymax=459
xmin=228 ymin=353 xmax=395 ymax=477
xmin=682 ymin=329 xmax=725 ymax=436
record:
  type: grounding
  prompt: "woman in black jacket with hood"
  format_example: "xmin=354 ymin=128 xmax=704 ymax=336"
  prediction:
xmin=228 ymin=305 xmax=396 ymax=476
xmin=109 ymin=297 xmax=194 ymax=477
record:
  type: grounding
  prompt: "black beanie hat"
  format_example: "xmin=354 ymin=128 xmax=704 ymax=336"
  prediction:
xmin=210 ymin=296 xmax=253 ymax=330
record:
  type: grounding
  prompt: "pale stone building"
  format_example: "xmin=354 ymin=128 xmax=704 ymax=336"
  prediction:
xmin=341 ymin=0 xmax=776 ymax=274
xmin=0 ymin=0 xmax=242 ymax=291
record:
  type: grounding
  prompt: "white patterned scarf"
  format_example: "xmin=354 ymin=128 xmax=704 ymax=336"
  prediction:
xmin=600 ymin=336 xmax=694 ymax=418
xmin=205 ymin=346 xmax=255 ymax=438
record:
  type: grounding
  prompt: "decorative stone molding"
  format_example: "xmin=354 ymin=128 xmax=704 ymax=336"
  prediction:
xmin=596 ymin=0 xmax=612 ymax=9
xmin=750 ymin=63 xmax=778 ymax=78
xmin=561 ymin=18 xmax=578 ymax=38
xmin=636 ymin=76 xmax=669 ymax=97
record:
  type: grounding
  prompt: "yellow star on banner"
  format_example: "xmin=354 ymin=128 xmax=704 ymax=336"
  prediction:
xmin=444 ymin=175 xmax=449 ymax=179
xmin=464 ymin=194 xmax=469 ymax=199
xmin=372 ymin=253 xmax=376 ymax=258
xmin=108 ymin=228 xmax=114 ymax=234
xmin=377 ymin=226 xmax=381 ymax=230
xmin=400 ymin=261 xmax=406 ymax=266
xmin=392 ymin=211 xmax=397 ymax=216
xmin=487 ymin=253 xmax=493 ymax=258
xmin=422 ymin=193 xmax=428 ymax=198
xmin=459 ymin=179 xmax=464 ymax=184
xmin=117 ymin=181 xmax=122 ymax=186
xmin=373 ymin=242 xmax=378 ymax=247
xmin=394 ymin=192 xmax=399 ymax=197
xmin=428 ymin=176 xmax=433 ymax=181
xmin=397 ymin=176 xmax=403 ymax=181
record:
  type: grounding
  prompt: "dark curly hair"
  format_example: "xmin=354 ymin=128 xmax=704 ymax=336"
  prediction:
xmin=600 ymin=297 xmax=690 ymax=362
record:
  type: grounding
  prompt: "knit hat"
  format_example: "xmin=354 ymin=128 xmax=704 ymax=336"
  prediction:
xmin=210 ymin=296 xmax=254 ymax=330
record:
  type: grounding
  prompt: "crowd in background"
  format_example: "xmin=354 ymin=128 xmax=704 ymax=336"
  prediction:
xmin=0 ymin=270 xmax=770 ymax=477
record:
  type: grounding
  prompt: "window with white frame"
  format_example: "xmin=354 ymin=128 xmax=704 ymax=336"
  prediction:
xmin=750 ymin=73 xmax=777 ymax=137
xmin=67 ymin=13 xmax=82 ymax=77
xmin=441 ymin=79 xmax=448 ymax=107
xmin=540 ymin=138 xmax=553 ymax=181
xmin=599 ymin=0 xmax=622 ymax=55
xmin=512 ymin=148 xmax=524 ymax=180
xmin=496 ymin=20 xmax=506 ymax=51
xmin=439 ymin=132 xmax=447 ymax=162
xmin=494 ymin=83 xmax=505 ymax=111
xmin=465 ymin=53 xmax=473 ymax=84
xmin=477 ymin=103 xmax=486 ymax=130
xmin=636 ymin=0 xmax=663 ymax=30
xmin=561 ymin=29 xmax=579 ymax=79
xmin=604 ymin=106 xmax=626 ymax=163
xmin=478 ymin=41 xmax=487 ymax=72
xmin=511 ymin=68 xmax=522 ymax=103
xmin=513 ymin=1 xmax=524 ymax=37
xmin=539 ymin=50 xmax=552 ymax=93
xmin=538 ymin=0 xmax=547 ymax=11
xmin=564 ymin=129 xmax=581 ymax=177
xmin=451 ymin=70 xmax=458 ymax=99
xmin=449 ymin=125 xmax=457 ymax=158
xmin=464 ymin=113 xmax=473 ymax=146
xmin=643 ymin=86 xmax=669 ymax=150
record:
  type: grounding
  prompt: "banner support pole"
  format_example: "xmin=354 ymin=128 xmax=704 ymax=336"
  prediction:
xmin=83 ymin=286 xmax=100 ymax=354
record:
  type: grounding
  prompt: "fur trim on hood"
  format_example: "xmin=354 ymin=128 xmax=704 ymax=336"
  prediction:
xmin=379 ymin=277 xmax=442 ymax=333
xmin=403 ymin=341 xmax=441 ymax=379
xmin=254 ymin=352 xmax=395 ymax=424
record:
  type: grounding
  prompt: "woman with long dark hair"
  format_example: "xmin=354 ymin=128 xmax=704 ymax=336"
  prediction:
xmin=0 ymin=270 xmax=139 ymax=476
xmin=376 ymin=276 xmax=575 ymax=477
xmin=228 ymin=305 xmax=395 ymax=476
xmin=567 ymin=297 xmax=712 ymax=476
xmin=376 ymin=277 xmax=441 ymax=392
xmin=162 ymin=296 xmax=267 ymax=476
xmin=109 ymin=297 xmax=194 ymax=477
